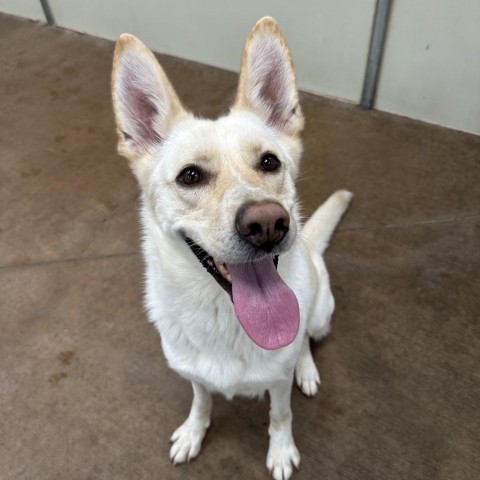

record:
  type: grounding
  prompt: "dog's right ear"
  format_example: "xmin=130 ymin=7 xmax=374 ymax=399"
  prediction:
xmin=112 ymin=34 xmax=186 ymax=160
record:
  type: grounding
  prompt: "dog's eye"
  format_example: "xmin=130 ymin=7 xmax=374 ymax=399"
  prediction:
xmin=260 ymin=153 xmax=281 ymax=172
xmin=178 ymin=166 xmax=203 ymax=186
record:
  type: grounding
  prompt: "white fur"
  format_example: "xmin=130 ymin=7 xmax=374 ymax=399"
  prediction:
xmin=112 ymin=17 xmax=352 ymax=480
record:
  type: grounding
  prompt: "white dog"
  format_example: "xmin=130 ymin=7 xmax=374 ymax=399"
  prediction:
xmin=111 ymin=16 xmax=351 ymax=480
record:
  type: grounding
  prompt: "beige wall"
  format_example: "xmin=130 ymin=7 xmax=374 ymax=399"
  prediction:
xmin=0 ymin=0 xmax=45 ymax=21
xmin=376 ymin=0 xmax=480 ymax=135
xmin=47 ymin=0 xmax=375 ymax=104
xmin=2 ymin=1 xmax=479 ymax=134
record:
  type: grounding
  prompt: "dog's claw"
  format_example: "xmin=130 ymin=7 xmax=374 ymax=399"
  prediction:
xmin=267 ymin=443 xmax=300 ymax=480
xmin=295 ymin=356 xmax=321 ymax=397
xmin=169 ymin=418 xmax=210 ymax=464
xmin=273 ymin=465 xmax=292 ymax=480
xmin=299 ymin=378 xmax=319 ymax=397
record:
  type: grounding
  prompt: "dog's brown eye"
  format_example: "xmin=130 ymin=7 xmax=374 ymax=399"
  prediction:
xmin=260 ymin=153 xmax=281 ymax=172
xmin=178 ymin=167 xmax=203 ymax=186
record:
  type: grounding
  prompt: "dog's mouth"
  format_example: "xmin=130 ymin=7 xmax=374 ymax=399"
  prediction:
xmin=185 ymin=237 xmax=235 ymax=297
xmin=185 ymin=237 xmax=299 ymax=350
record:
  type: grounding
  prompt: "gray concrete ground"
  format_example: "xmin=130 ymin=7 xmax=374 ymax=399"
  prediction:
xmin=1 ymin=13 xmax=479 ymax=480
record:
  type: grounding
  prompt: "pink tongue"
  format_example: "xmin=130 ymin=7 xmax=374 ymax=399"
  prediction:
xmin=226 ymin=256 xmax=300 ymax=350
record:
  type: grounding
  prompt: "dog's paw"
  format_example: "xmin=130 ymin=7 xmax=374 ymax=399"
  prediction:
xmin=169 ymin=418 xmax=210 ymax=464
xmin=267 ymin=442 xmax=300 ymax=480
xmin=295 ymin=356 xmax=321 ymax=397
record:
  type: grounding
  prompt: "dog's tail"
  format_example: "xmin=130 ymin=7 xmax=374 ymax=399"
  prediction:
xmin=302 ymin=190 xmax=353 ymax=255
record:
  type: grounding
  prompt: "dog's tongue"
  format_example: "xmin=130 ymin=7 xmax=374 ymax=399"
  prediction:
xmin=226 ymin=256 xmax=300 ymax=350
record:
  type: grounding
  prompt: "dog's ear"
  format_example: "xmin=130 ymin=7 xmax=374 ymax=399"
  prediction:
xmin=112 ymin=34 xmax=187 ymax=160
xmin=234 ymin=17 xmax=304 ymax=136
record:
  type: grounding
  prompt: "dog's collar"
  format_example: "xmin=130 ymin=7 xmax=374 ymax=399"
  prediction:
xmin=184 ymin=237 xmax=278 ymax=301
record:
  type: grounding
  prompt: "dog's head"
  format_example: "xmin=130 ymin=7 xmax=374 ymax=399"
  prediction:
xmin=112 ymin=16 xmax=303 ymax=261
xmin=112 ymin=18 xmax=304 ymax=349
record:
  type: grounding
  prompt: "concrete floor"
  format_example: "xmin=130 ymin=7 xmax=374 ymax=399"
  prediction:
xmin=1 ymin=13 xmax=479 ymax=480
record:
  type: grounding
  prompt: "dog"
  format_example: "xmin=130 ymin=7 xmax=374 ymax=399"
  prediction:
xmin=111 ymin=16 xmax=351 ymax=480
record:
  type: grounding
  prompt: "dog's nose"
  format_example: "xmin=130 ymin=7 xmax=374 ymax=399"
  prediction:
xmin=235 ymin=201 xmax=290 ymax=250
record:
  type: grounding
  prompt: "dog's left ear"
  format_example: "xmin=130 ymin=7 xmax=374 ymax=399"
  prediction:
xmin=234 ymin=17 xmax=304 ymax=136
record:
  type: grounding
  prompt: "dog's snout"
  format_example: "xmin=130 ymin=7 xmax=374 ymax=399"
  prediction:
xmin=235 ymin=201 xmax=290 ymax=250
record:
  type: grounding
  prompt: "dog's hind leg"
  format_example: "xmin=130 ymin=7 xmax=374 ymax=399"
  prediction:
xmin=294 ymin=190 xmax=352 ymax=398
xmin=266 ymin=378 xmax=300 ymax=480
xmin=170 ymin=381 xmax=212 ymax=464
xmin=301 ymin=190 xmax=352 ymax=257
xmin=295 ymin=335 xmax=321 ymax=397
xmin=302 ymin=189 xmax=352 ymax=341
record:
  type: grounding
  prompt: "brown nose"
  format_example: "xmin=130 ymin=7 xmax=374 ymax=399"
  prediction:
xmin=235 ymin=201 xmax=290 ymax=251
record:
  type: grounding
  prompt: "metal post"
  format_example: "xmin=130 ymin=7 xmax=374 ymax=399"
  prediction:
xmin=39 ymin=0 xmax=56 ymax=26
xmin=360 ymin=0 xmax=393 ymax=109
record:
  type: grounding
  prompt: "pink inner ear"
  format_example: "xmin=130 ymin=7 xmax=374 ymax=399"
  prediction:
xmin=117 ymin=53 xmax=164 ymax=148
xmin=260 ymin=64 xmax=286 ymax=126
xmin=126 ymin=80 xmax=162 ymax=145
xmin=258 ymin=47 xmax=283 ymax=101
xmin=121 ymin=69 xmax=162 ymax=146
xmin=250 ymin=39 xmax=292 ymax=129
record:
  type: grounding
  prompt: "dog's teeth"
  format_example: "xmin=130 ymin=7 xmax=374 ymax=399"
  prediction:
xmin=215 ymin=261 xmax=232 ymax=283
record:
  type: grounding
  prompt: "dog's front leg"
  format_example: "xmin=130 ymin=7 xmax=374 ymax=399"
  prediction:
xmin=170 ymin=381 xmax=212 ymax=464
xmin=267 ymin=377 xmax=300 ymax=480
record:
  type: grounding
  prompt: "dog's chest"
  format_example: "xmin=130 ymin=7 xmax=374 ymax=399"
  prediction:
xmin=150 ymin=289 xmax=304 ymax=396
xmin=143 ymin=233 xmax=311 ymax=396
